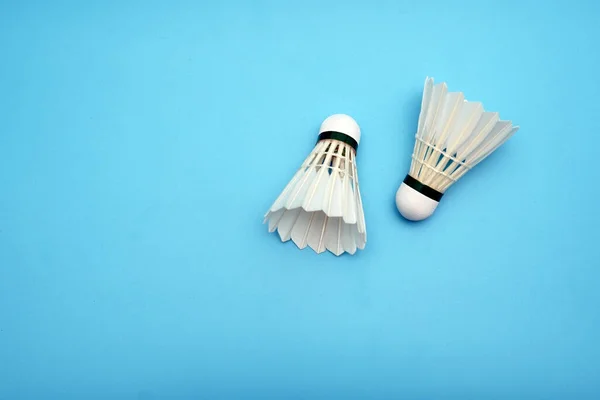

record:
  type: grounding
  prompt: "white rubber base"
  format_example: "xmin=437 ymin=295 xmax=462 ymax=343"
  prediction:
xmin=319 ymin=114 xmax=361 ymax=145
xmin=395 ymin=182 xmax=439 ymax=221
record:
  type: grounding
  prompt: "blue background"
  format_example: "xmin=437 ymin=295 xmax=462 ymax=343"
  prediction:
xmin=1 ymin=0 xmax=599 ymax=399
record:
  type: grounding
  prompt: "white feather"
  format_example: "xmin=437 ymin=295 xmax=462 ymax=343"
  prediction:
xmin=409 ymin=77 xmax=519 ymax=193
xmin=265 ymin=138 xmax=366 ymax=256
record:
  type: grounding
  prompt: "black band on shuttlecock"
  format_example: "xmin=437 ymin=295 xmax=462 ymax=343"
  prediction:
xmin=317 ymin=131 xmax=358 ymax=152
xmin=403 ymin=174 xmax=444 ymax=202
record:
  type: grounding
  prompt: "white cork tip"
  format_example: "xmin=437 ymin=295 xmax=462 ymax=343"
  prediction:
xmin=395 ymin=182 xmax=439 ymax=221
xmin=319 ymin=114 xmax=361 ymax=145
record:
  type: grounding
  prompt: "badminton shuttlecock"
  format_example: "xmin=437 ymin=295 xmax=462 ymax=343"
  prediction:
xmin=264 ymin=114 xmax=366 ymax=256
xmin=396 ymin=77 xmax=519 ymax=221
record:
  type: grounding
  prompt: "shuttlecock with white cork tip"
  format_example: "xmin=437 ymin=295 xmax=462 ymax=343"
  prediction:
xmin=264 ymin=114 xmax=367 ymax=255
xmin=396 ymin=77 xmax=519 ymax=221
